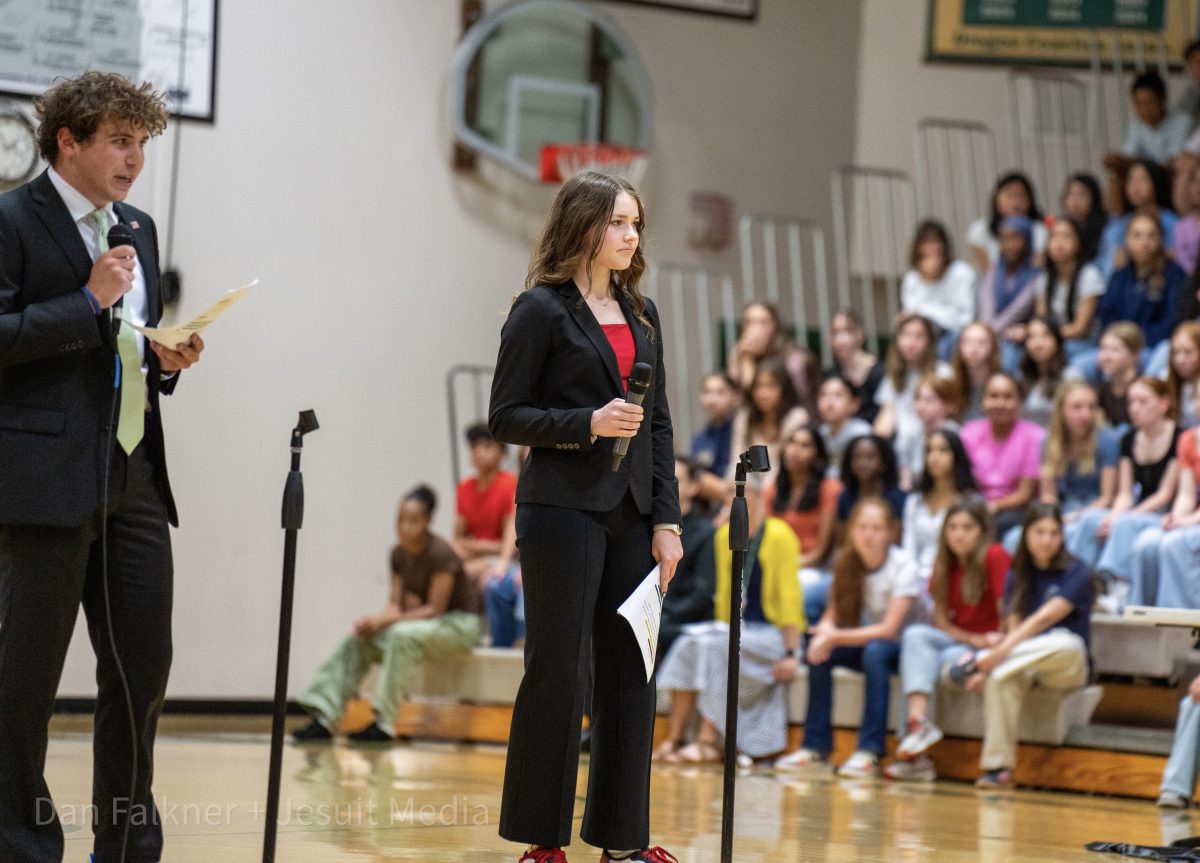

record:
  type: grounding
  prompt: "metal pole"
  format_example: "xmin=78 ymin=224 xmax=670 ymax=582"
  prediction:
xmin=720 ymin=456 xmax=750 ymax=863
xmin=263 ymin=410 xmax=319 ymax=863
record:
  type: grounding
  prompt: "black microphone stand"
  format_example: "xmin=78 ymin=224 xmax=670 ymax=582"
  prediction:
xmin=262 ymin=410 xmax=319 ymax=863
xmin=719 ymin=445 xmax=769 ymax=863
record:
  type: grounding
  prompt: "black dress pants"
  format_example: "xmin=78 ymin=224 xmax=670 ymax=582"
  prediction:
xmin=0 ymin=443 xmax=174 ymax=863
xmin=500 ymin=492 xmax=657 ymax=850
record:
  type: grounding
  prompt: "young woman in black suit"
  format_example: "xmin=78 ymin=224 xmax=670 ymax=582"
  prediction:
xmin=489 ymin=170 xmax=684 ymax=863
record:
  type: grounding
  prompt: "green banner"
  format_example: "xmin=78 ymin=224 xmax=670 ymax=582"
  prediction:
xmin=963 ymin=0 xmax=1165 ymax=30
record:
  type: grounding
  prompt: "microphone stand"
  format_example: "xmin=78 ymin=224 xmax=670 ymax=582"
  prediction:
xmin=719 ymin=453 xmax=750 ymax=863
xmin=262 ymin=410 xmax=319 ymax=863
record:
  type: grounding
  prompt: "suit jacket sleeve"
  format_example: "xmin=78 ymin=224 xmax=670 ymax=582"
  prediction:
xmin=0 ymin=205 xmax=104 ymax=368
xmin=648 ymin=299 xmax=682 ymax=525
xmin=489 ymin=290 xmax=595 ymax=448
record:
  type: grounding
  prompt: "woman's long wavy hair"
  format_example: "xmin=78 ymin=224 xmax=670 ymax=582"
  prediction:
xmin=523 ymin=170 xmax=654 ymax=338
xmin=830 ymin=497 xmax=895 ymax=627
xmin=930 ymin=495 xmax=994 ymax=608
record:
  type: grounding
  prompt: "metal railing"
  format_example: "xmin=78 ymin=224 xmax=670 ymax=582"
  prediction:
xmin=831 ymin=166 xmax=918 ymax=353
xmin=1006 ymin=69 xmax=1093 ymax=207
xmin=913 ymin=119 xmax=998 ymax=249
xmin=446 ymin=364 xmax=495 ymax=487
xmin=738 ymin=214 xmax=835 ymax=366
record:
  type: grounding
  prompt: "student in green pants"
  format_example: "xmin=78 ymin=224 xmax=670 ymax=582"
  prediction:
xmin=292 ymin=484 xmax=482 ymax=744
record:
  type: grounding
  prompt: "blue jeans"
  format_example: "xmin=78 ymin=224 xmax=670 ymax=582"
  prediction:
xmin=1096 ymin=512 xmax=1164 ymax=581
xmin=1140 ymin=525 xmax=1200 ymax=608
xmin=1163 ymin=694 xmax=1200 ymax=800
xmin=803 ymin=572 xmax=832 ymax=626
xmin=803 ymin=639 xmax=900 ymax=756
xmin=899 ymin=623 xmax=973 ymax=698
xmin=484 ymin=564 xmax=525 ymax=648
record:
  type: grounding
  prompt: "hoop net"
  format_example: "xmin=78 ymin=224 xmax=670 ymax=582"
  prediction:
xmin=539 ymin=142 xmax=648 ymax=186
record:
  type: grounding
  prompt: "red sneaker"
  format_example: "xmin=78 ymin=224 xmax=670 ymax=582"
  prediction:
xmin=599 ymin=849 xmax=679 ymax=863
xmin=520 ymin=848 xmax=569 ymax=863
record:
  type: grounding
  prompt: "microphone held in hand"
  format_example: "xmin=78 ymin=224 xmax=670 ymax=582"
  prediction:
xmin=610 ymin=361 xmax=653 ymax=472
xmin=106 ymin=223 xmax=135 ymax=336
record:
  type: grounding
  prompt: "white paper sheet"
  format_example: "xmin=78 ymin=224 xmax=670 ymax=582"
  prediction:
xmin=617 ymin=565 xmax=664 ymax=682
xmin=131 ymin=279 xmax=257 ymax=348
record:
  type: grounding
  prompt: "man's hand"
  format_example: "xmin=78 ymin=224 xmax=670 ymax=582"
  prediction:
xmin=152 ymin=333 xmax=204 ymax=373
xmin=87 ymin=246 xmax=136 ymax=309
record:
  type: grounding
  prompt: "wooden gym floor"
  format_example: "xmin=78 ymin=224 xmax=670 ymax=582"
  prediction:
xmin=43 ymin=716 xmax=1195 ymax=862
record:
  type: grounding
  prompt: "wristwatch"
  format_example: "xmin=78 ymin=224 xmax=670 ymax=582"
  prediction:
xmin=653 ymin=523 xmax=683 ymax=536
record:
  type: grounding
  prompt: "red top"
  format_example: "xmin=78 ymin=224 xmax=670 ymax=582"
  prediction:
xmin=941 ymin=544 xmax=1011 ymax=633
xmin=602 ymin=323 xmax=636 ymax=391
xmin=456 ymin=471 xmax=517 ymax=541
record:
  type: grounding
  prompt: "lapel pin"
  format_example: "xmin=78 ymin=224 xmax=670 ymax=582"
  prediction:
xmin=130 ymin=220 xmax=140 ymax=229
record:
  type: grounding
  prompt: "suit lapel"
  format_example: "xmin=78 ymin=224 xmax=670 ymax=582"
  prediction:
xmin=115 ymin=203 xmax=159 ymax=325
xmin=558 ymin=281 xmax=623 ymax=395
xmin=28 ymin=172 xmax=92 ymax=289
xmin=619 ymin=291 xmax=654 ymax=375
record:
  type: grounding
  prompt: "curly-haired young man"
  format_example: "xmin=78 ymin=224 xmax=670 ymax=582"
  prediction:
xmin=0 ymin=70 xmax=204 ymax=863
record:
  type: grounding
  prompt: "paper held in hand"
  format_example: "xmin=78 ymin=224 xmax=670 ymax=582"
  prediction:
xmin=131 ymin=279 xmax=257 ymax=348
xmin=618 ymin=565 xmax=664 ymax=683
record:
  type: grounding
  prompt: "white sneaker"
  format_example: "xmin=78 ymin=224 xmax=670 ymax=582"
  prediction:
xmin=774 ymin=748 xmax=827 ymax=771
xmin=896 ymin=718 xmax=944 ymax=758
xmin=885 ymin=755 xmax=936 ymax=782
xmin=836 ymin=750 xmax=879 ymax=778
xmin=1157 ymin=791 xmax=1190 ymax=809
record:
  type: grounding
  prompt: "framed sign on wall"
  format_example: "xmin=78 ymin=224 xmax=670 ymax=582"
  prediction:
xmin=926 ymin=0 xmax=1194 ymax=68
xmin=598 ymin=0 xmax=758 ymax=21
xmin=0 ymin=0 xmax=219 ymax=122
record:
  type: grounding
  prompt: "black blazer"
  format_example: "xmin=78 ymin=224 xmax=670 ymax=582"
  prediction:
xmin=489 ymin=281 xmax=681 ymax=526
xmin=0 ymin=170 xmax=177 ymax=528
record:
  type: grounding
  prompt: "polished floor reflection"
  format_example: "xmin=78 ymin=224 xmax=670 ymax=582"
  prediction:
xmin=42 ymin=727 xmax=1196 ymax=862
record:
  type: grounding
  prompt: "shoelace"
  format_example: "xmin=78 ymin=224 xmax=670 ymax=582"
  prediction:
xmin=632 ymin=849 xmax=678 ymax=863
xmin=521 ymin=849 xmax=568 ymax=863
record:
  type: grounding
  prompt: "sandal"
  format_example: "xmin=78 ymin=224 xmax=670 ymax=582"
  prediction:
xmin=669 ymin=740 xmax=723 ymax=764
xmin=652 ymin=739 xmax=683 ymax=762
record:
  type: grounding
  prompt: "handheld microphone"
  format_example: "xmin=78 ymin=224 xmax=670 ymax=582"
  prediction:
xmin=611 ymin=361 xmax=652 ymax=472
xmin=106 ymin=223 xmax=135 ymax=337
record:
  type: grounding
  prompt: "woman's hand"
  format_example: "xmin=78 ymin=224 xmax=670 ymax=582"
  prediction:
xmin=653 ymin=529 xmax=684 ymax=593
xmin=807 ymin=631 xmax=835 ymax=666
xmin=352 ymin=616 xmax=381 ymax=639
xmin=591 ymin=398 xmax=643 ymax=438
xmin=772 ymin=655 xmax=799 ymax=683
xmin=1095 ymin=513 xmax=1114 ymax=540
xmin=975 ymin=645 xmax=1009 ymax=674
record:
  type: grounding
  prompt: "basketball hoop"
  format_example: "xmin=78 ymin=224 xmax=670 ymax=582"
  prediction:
xmin=539 ymin=142 xmax=648 ymax=187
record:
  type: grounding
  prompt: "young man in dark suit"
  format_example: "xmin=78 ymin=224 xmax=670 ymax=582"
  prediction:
xmin=0 ymin=71 xmax=204 ymax=863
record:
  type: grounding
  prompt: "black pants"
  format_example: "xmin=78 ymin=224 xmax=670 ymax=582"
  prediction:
xmin=0 ymin=444 xmax=174 ymax=863
xmin=500 ymin=493 xmax=657 ymax=850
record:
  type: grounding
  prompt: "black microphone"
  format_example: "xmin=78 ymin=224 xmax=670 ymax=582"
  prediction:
xmin=610 ymin=361 xmax=652 ymax=473
xmin=106 ymin=222 xmax=134 ymax=337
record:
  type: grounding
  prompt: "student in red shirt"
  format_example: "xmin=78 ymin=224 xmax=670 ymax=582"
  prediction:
xmin=452 ymin=423 xmax=517 ymax=583
xmin=885 ymin=496 xmax=1010 ymax=781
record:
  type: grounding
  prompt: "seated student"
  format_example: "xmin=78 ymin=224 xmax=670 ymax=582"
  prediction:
xmin=1035 ymin=216 xmax=1105 ymax=363
xmin=775 ymin=498 xmax=922 ymax=778
xmin=950 ymin=321 xmax=1003 ymax=423
xmin=1096 ymin=159 xmax=1178 ymax=285
xmin=960 ymin=372 xmax=1045 ymax=538
xmin=825 ymin=308 xmax=886 ymax=424
xmin=1158 ymin=674 xmax=1200 ymax=809
xmin=901 ymin=219 xmax=977 ymax=358
xmin=1042 ymin=380 xmax=1120 ymax=522
xmin=658 ymin=456 xmax=717 ymax=661
xmin=1172 ymin=161 xmax=1200 ymax=274
xmin=691 ymin=371 xmax=741 ymax=504
xmin=887 ymin=497 xmax=1010 ymax=782
xmin=654 ymin=476 xmax=802 ymax=764
xmin=293 ymin=485 xmax=482 ymax=744
xmin=1059 ymin=173 xmax=1110 ymax=266
xmin=1167 ymin=321 xmax=1200 ymax=429
xmin=897 ymin=374 xmax=962 ymax=490
xmin=955 ymin=502 xmax=1093 ymax=790
xmin=901 ymin=429 xmax=979 ymax=594
xmin=1069 ymin=377 xmax=1181 ymax=606
xmin=1019 ymin=315 xmax=1075 ymax=429
xmin=453 ymin=423 xmax=517 ymax=581
xmin=1099 ymin=213 xmax=1187 ymax=377
xmin=1127 ymin=405 xmax=1200 ymax=609
xmin=767 ymin=425 xmax=842 ymax=624
xmin=728 ymin=357 xmax=809 ymax=488
xmin=835 ymin=435 xmax=907 ymax=541
xmin=1103 ymin=70 xmax=1193 ymax=174
xmin=816 ymin=375 xmax=873 ymax=477
xmin=874 ymin=312 xmax=953 ymax=446
xmin=977 ymin=215 xmax=1044 ymax=371
xmin=1092 ymin=321 xmax=1143 ymax=428
xmin=966 ymin=172 xmax=1048 ymax=274
xmin=728 ymin=300 xmax=820 ymax=418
